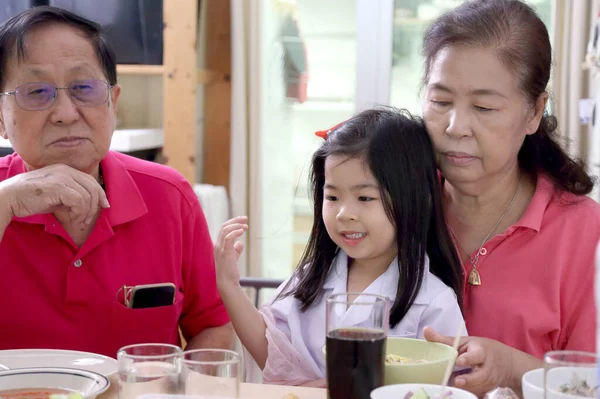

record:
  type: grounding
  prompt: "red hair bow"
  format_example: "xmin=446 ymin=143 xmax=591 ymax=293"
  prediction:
xmin=314 ymin=120 xmax=346 ymax=139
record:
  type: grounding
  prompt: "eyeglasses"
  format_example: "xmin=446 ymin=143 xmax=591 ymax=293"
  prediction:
xmin=0 ymin=79 xmax=113 ymax=111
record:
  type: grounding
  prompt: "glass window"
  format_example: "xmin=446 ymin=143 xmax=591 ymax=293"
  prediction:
xmin=253 ymin=0 xmax=553 ymax=281
xmin=390 ymin=0 xmax=553 ymax=112
xmin=255 ymin=0 xmax=357 ymax=279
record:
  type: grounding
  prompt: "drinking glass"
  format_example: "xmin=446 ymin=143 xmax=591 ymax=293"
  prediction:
xmin=325 ymin=292 xmax=390 ymax=399
xmin=117 ymin=343 xmax=183 ymax=399
xmin=181 ymin=349 xmax=240 ymax=398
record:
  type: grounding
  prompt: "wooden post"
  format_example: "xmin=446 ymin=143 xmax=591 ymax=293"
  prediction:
xmin=203 ymin=0 xmax=232 ymax=190
xmin=163 ymin=0 xmax=198 ymax=182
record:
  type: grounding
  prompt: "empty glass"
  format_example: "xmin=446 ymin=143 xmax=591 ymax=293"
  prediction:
xmin=181 ymin=349 xmax=240 ymax=398
xmin=117 ymin=343 xmax=183 ymax=399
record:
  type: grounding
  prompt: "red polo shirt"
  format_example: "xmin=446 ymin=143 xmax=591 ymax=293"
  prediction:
xmin=461 ymin=174 xmax=600 ymax=358
xmin=0 ymin=151 xmax=230 ymax=358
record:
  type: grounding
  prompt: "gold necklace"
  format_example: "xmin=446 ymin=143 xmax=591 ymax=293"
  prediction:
xmin=448 ymin=175 xmax=521 ymax=286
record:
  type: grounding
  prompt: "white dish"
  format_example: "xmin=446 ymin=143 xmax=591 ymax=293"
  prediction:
xmin=523 ymin=367 xmax=598 ymax=399
xmin=0 ymin=367 xmax=110 ymax=399
xmin=0 ymin=349 xmax=118 ymax=377
xmin=522 ymin=368 xmax=543 ymax=399
xmin=371 ymin=383 xmax=477 ymax=399
xmin=138 ymin=396 xmax=225 ymax=399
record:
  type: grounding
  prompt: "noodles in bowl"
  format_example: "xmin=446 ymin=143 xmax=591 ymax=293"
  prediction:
xmin=384 ymin=337 xmax=457 ymax=384
xmin=385 ymin=355 xmax=427 ymax=365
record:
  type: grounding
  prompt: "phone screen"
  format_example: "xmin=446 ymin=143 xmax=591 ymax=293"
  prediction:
xmin=130 ymin=285 xmax=176 ymax=309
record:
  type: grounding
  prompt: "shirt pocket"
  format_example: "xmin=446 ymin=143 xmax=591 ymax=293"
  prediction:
xmin=109 ymin=295 xmax=183 ymax=352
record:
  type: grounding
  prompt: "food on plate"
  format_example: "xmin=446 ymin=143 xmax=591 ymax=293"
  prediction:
xmin=385 ymin=354 xmax=427 ymax=365
xmin=403 ymin=388 xmax=453 ymax=399
xmin=484 ymin=387 xmax=519 ymax=399
xmin=0 ymin=389 xmax=78 ymax=399
xmin=282 ymin=394 xmax=300 ymax=399
xmin=558 ymin=374 xmax=598 ymax=397
xmin=50 ymin=393 xmax=83 ymax=399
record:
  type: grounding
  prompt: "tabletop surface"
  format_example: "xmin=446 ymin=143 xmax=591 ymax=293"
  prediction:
xmin=99 ymin=375 xmax=327 ymax=399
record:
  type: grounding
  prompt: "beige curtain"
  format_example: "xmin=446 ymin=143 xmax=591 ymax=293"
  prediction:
xmin=230 ymin=0 xmax=251 ymax=276
xmin=552 ymin=0 xmax=592 ymax=160
xmin=229 ymin=5 xmax=261 ymax=384
xmin=585 ymin=0 xmax=600 ymax=200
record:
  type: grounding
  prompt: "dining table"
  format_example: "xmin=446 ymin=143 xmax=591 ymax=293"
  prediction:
xmin=98 ymin=375 xmax=327 ymax=399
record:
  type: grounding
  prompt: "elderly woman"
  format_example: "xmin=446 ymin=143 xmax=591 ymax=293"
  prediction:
xmin=0 ymin=6 xmax=233 ymax=357
xmin=421 ymin=0 xmax=600 ymax=396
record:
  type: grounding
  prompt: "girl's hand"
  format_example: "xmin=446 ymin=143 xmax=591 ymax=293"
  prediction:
xmin=214 ymin=216 xmax=248 ymax=290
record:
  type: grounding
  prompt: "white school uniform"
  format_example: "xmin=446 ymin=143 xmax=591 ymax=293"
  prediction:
xmin=259 ymin=250 xmax=466 ymax=382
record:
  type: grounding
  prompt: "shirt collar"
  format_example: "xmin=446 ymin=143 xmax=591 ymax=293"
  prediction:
xmin=322 ymin=250 xmax=432 ymax=305
xmin=322 ymin=250 xmax=400 ymax=301
xmin=322 ymin=250 xmax=346 ymax=289
xmin=100 ymin=151 xmax=148 ymax=226
xmin=513 ymin=173 xmax=554 ymax=232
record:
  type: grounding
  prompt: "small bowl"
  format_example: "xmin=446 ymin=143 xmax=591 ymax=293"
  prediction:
xmin=0 ymin=367 xmax=110 ymax=399
xmin=384 ymin=337 xmax=458 ymax=384
xmin=523 ymin=366 xmax=598 ymax=399
xmin=371 ymin=383 xmax=477 ymax=399
xmin=522 ymin=368 xmax=543 ymax=399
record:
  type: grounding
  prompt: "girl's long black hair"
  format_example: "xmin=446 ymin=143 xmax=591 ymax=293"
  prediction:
xmin=282 ymin=107 xmax=463 ymax=327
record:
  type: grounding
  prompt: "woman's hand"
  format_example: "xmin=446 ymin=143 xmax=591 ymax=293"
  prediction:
xmin=214 ymin=216 xmax=248 ymax=290
xmin=0 ymin=163 xmax=109 ymax=225
xmin=424 ymin=327 xmax=540 ymax=397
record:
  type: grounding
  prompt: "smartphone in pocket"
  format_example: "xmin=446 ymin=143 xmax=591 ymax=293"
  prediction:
xmin=128 ymin=283 xmax=176 ymax=309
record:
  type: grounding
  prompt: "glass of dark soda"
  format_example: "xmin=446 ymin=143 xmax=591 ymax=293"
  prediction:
xmin=325 ymin=293 xmax=389 ymax=399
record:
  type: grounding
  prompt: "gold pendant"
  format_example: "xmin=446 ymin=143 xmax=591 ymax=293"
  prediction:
xmin=468 ymin=268 xmax=481 ymax=286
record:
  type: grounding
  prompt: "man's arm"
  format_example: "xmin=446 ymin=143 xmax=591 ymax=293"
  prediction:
xmin=0 ymin=189 xmax=12 ymax=242
xmin=185 ymin=322 xmax=235 ymax=350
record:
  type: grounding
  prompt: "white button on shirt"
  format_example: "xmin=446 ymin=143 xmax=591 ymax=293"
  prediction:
xmin=265 ymin=250 xmax=466 ymax=379
xmin=73 ymin=259 xmax=83 ymax=268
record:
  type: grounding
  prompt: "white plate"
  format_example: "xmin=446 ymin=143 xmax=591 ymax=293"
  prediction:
xmin=0 ymin=349 xmax=118 ymax=377
xmin=371 ymin=384 xmax=478 ymax=399
xmin=0 ymin=367 xmax=110 ymax=399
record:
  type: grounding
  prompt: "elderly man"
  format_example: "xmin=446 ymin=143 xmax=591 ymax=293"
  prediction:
xmin=0 ymin=6 xmax=233 ymax=357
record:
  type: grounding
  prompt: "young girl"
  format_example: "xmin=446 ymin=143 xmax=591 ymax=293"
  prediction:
xmin=214 ymin=108 xmax=465 ymax=386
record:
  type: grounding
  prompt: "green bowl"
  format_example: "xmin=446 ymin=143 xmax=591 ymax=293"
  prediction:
xmin=322 ymin=336 xmax=457 ymax=385
xmin=384 ymin=337 xmax=457 ymax=385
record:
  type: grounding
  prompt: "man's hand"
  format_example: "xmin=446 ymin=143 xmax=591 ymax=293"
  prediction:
xmin=0 ymin=163 xmax=109 ymax=225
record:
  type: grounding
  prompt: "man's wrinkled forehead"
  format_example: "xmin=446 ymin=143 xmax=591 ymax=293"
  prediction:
xmin=3 ymin=25 xmax=100 ymax=85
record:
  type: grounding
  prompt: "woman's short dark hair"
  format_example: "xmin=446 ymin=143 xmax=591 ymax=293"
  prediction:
xmin=0 ymin=6 xmax=117 ymax=88
xmin=422 ymin=0 xmax=594 ymax=195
